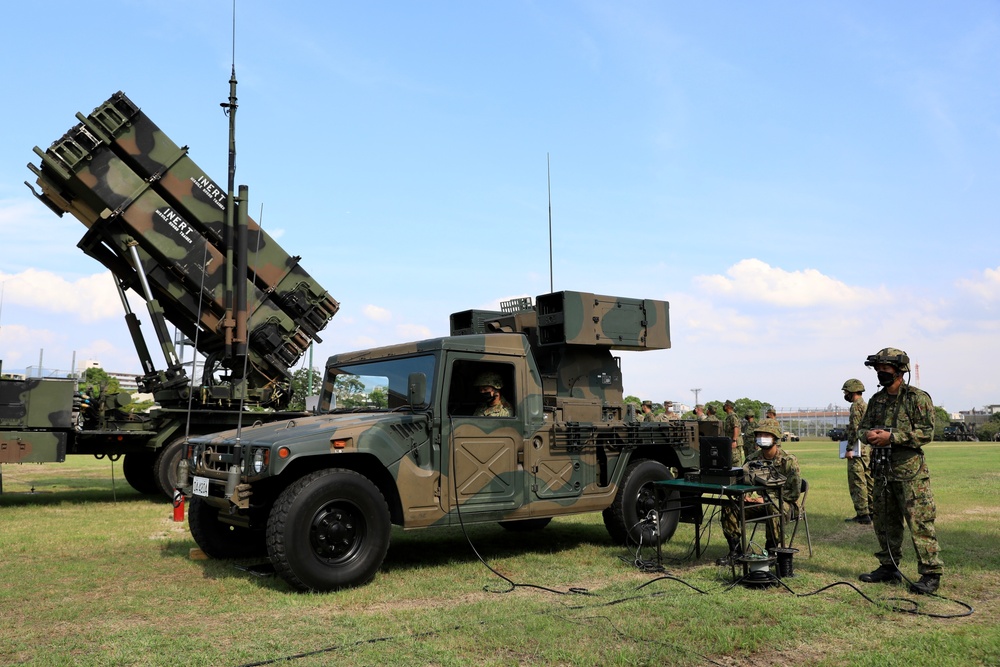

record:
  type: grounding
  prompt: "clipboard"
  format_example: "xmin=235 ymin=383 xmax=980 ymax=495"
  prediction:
xmin=839 ymin=440 xmax=862 ymax=459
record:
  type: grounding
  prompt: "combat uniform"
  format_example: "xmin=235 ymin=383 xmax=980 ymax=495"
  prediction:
xmin=858 ymin=385 xmax=942 ymax=576
xmin=723 ymin=410 xmax=744 ymax=467
xmin=741 ymin=418 xmax=756 ymax=461
xmin=721 ymin=443 xmax=801 ymax=549
xmin=845 ymin=394 xmax=873 ymax=519
xmin=474 ymin=396 xmax=513 ymax=418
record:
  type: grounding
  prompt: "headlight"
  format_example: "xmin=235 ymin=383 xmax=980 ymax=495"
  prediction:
xmin=251 ymin=448 xmax=269 ymax=474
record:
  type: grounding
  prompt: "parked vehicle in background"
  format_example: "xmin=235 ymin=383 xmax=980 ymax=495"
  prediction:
xmin=827 ymin=427 xmax=846 ymax=441
xmin=942 ymin=422 xmax=979 ymax=442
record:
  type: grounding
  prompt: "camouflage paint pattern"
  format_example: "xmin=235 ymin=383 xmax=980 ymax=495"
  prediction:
xmin=0 ymin=378 xmax=75 ymax=463
xmin=188 ymin=294 xmax=702 ymax=532
xmin=27 ymin=92 xmax=337 ymax=401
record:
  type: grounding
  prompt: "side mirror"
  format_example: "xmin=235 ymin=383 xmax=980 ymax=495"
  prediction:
xmin=407 ymin=372 xmax=427 ymax=408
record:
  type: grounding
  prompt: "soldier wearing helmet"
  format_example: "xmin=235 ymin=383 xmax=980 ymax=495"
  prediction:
xmin=719 ymin=418 xmax=801 ymax=562
xmin=856 ymin=347 xmax=942 ymax=595
xmin=841 ymin=378 xmax=873 ymax=525
xmin=639 ymin=400 xmax=654 ymax=422
xmin=473 ymin=372 xmax=513 ymax=418
xmin=653 ymin=400 xmax=676 ymax=422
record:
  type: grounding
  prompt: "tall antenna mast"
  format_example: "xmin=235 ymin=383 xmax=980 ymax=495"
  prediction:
xmin=547 ymin=153 xmax=553 ymax=293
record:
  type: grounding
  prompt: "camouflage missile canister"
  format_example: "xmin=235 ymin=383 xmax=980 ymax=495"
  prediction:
xmin=0 ymin=378 xmax=73 ymax=463
xmin=26 ymin=92 xmax=338 ymax=386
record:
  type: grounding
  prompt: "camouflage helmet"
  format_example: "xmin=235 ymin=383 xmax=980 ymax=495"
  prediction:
xmin=473 ymin=372 xmax=503 ymax=390
xmin=724 ymin=400 xmax=735 ymax=410
xmin=842 ymin=378 xmax=865 ymax=393
xmin=641 ymin=400 xmax=653 ymax=408
xmin=754 ymin=418 xmax=782 ymax=439
xmin=864 ymin=347 xmax=910 ymax=372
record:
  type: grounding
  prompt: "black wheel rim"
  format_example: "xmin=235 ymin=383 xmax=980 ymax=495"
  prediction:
xmin=309 ymin=501 xmax=366 ymax=563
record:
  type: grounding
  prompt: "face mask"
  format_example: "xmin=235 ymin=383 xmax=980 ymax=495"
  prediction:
xmin=877 ymin=371 xmax=896 ymax=386
xmin=755 ymin=436 xmax=775 ymax=448
xmin=844 ymin=394 xmax=853 ymax=403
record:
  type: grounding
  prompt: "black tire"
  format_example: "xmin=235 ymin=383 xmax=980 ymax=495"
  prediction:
xmin=266 ymin=469 xmax=391 ymax=592
xmin=498 ymin=517 xmax=552 ymax=532
xmin=603 ymin=459 xmax=678 ymax=546
xmin=122 ymin=451 xmax=159 ymax=495
xmin=188 ymin=496 xmax=267 ymax=559
xmin=154 ymin=437 xmax=187 ymax=500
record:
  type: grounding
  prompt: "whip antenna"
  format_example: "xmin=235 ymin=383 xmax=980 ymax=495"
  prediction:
xmin=547 ymin=153 xmax=553 ymax=293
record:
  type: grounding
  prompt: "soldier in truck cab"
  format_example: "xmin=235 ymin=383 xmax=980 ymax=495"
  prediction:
xmin=473 ymin=372 xmax=513 ymax=417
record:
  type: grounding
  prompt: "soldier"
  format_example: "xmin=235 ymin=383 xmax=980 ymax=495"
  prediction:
xmin=639 ymin=400 xmax=655 ymax=422
xmin=705 ymin=404 xmax=720 ymax=421
xmin=693 ymin=404 xmax=706 ymax=421
xmin=654 ymin=400 xmax=676 ymax=422
xmin=720 ymin=418 xmax=801 ymax=561
xmin=741 ymin=412 xmax=757 ymax=460
xmin=842 ymin=378 xmax=873 ymax=525
xmin=765 ymin=408 xmax=781 ymax=432
xmin=722 ymin=400 xmax=743 ymax=466
xmin=856 ymin=347 xmax=942 ymax=595
xmin=472 ymin=372 xmax=513 ymax=417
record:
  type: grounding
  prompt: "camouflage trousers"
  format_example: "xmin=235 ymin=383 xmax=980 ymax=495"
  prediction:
xmin=721 ymin=498 xmax=791 ymax=548
xmin=732 ymin=442 xmax=745 ymax=468
xmin=846 ymin=445 xmax=874 ymax=516
xmin=871 ymin=452 xmax=943 ymax=575
xmin=742 ymin=439 xmax=755 ymax=462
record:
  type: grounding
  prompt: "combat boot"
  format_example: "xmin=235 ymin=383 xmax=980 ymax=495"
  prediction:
xmin=909 ymin=574 xmax=940 ymax=595
xmin=859 ymin=564 xmax=902 ymax=584
xmin=856 ymin=514 xmax=872 ymax=525
xmin=715 ymin=537 xmax=742 ymax=566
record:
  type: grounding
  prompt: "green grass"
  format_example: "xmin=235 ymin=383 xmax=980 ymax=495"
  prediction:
xmin=1 ymin=441 xmax=998 ymax=666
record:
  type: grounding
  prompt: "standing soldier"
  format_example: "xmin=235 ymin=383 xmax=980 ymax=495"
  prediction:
xmin=639 ymin=400 xmax=655 ymax=422
xmin=705 ymin=404 xmax=720 ymax=421
xmin=693 ymin=404 xmax=706 ymax=421
xmin=857 ymin=347 xmax=942 ymax=594
xmin=654 ymin=400 xmax=675 ymax=422
xmin=722 ymin=400 xmax=743 ymax=466
xmin=842 ymin=378 xmax=873 ymax=524
xmin=741 ymin=412 xmax=757 ymax=461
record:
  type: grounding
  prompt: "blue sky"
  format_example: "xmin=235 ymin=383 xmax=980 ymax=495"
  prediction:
xmin=1 ymin=1 xmax=998 ymax=413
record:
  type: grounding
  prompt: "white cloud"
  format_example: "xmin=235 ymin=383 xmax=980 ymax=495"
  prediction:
xmin=396 ymin=323 xmax=432 ymax=340
xmin=1 ymin=268 xmax=121 ymax=322
xmin=693 ymin=259 xmax=881 ymax=308
xmin=362 ymin=305 xmax=392 ymax=322
xmin=956 ymin=266 xmax=1000 ymax=302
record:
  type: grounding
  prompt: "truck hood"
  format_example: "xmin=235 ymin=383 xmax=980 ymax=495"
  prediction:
xmin=189 ymin=411 xmax=419 ymax=449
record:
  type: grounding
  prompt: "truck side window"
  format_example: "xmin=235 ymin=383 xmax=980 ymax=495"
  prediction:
xmin=447 ymin=361 xmax=516 ymax=418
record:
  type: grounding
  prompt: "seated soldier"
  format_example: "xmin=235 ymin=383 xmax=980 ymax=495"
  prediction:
xmin=472 ymin=372 xmax=513 ymax=417
xmin=719 ymin=418 xmax=802 ymax=562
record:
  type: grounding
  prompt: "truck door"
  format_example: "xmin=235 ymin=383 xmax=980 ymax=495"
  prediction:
xmin=440 ymin=359 xmax=523 ymax=516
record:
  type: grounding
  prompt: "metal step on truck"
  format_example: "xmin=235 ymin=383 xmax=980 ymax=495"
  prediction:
xmin=181 ymin=291 xmax=721 ymax=591
xmin=1 ymin=90 xmax=337 ymax=498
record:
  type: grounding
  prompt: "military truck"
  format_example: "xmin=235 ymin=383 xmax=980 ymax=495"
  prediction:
xmin=181 ymin=292 xmax=714 ymax=592
xmin=942 ymin=422 xmax=978 ymax=442
xmin=1 ymin=90 xmax=337 ymax=497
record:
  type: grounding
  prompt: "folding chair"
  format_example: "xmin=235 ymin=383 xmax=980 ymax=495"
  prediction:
xmin=787 ymin=478 xmax=812 ymax=557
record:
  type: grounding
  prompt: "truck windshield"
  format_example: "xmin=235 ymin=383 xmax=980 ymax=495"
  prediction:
xmin=320 ymin=354 xmax=436 ymax=412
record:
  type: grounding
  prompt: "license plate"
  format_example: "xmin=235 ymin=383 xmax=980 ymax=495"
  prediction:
xmin=192 ymin=476 xmax=210 ymax=497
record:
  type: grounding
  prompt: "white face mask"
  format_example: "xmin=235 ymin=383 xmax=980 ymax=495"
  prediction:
xmin=755 ymin=436 xmax=775 ymax=448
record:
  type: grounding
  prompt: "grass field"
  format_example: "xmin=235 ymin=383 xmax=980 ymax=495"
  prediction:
xmin=1 ymin=440 xmax=998 ymax=666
